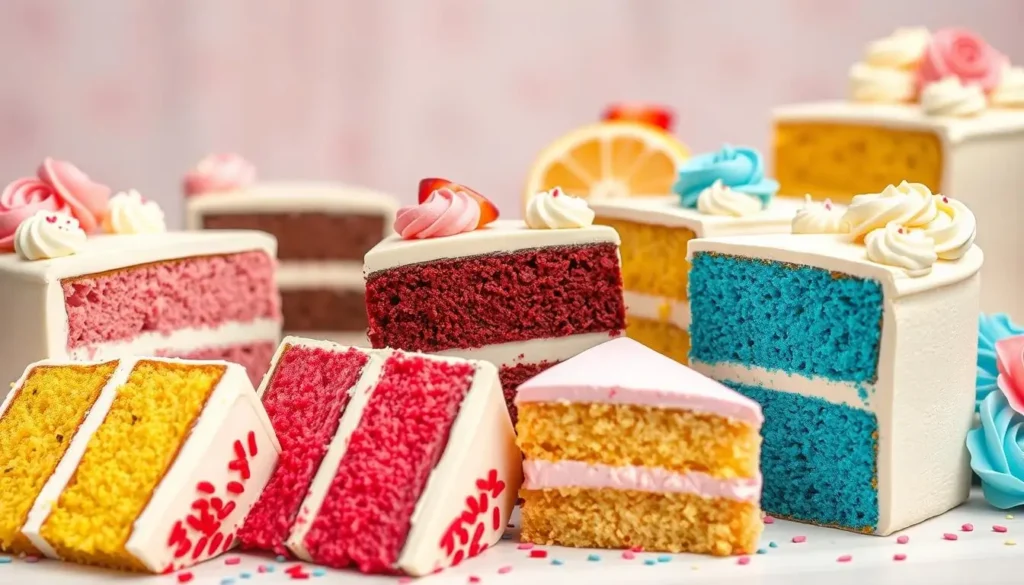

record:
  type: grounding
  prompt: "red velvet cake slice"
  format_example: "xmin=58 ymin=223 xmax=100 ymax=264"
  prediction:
xmin=365 ymin=184 xmax=626 ymax=422
xmin=240 ymin=336 xmax=522 ymax=576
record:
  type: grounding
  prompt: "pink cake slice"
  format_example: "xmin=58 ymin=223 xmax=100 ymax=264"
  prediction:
xmin=239 ymin=337 xmax=522 ymax=576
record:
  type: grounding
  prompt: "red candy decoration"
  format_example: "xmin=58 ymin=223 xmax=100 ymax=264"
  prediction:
xmin=196 ymin=481 xmax=215 ymax=494
xmin=439 ymin=469 xmax=506 ymax=565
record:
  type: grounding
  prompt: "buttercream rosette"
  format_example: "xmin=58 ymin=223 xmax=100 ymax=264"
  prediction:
xmin=183 ymin=153 xmax=257 ymax=197
xmin=673 ymin=146 xmax=778 ymax=211
xmin=525 ymin=187 xmax=595 ymax=229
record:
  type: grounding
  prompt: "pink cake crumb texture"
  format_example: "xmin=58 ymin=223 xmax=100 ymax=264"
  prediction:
xmin=63 ymin=251 xmax=280 ymax=349
xmin=156 ymin=340 xmax=276 ymax=387
xmin=303 ymin=353 xmax=476 ymax=573
xmin=365 ymin=244 xmax=625 ymax=353
xmin=237 ymin=345 xmax=370 ymax=554
xmin=498 ymin=361 xmax=558 ymax=424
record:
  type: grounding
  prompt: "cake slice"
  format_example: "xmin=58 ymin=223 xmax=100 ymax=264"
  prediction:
xmin=516 ymin=337 xmax=763 ymax=555
xmin=0 ymin=357 xmax=280 ymax=573
xmin=239 ymin=337 xmax=522 ymax=576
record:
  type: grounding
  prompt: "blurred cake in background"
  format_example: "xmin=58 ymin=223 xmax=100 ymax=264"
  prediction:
xmin=591 ymin=145 xmax=805 ymax=363
xmin=0 ymin=158 xmax=282 ymax=392
xmin=184 ymin=154 xmax=398 ymax=345
xmin=772 ymin=27 xmax=1022 ymax=316
xmin=364 ymin=180 xmax=626 ymax=422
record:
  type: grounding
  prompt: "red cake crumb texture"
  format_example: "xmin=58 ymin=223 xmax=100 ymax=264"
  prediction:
xmin=302 ymin=354 xmax=475 ymax=573
xmin=63 ymin=251 xmax=279 ymax=349
xmin=498 ymin=361 xmax=558 ymax=423
xmin=238 ymin=345 xmax=370 ymax=554
xmin=157 ymin=341 xmax=277 ymax=387
xmin=366 ymin=244 xmax=625 ymax=352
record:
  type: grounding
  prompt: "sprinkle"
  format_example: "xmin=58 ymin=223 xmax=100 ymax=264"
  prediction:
xmin=756 ymin=548 xmax=767 ymax=555
xmin=517 ymin=543 xmax=534 ymax=550
xmin=1006 ymin=540 xmax=1017 ymax=546
xmin=529 ymin=550 xmax=548 ymax=559
xmin=896 ymin=535 xmax=909 ymax=544
xmin=24 ymin=556 xmax=39 ymax=563
xmin=763 ymin=515 xmax=775 ymax=524
xmin=177 ymin=573 xmax=194 ymax=584
xmin=630 ymin=545 xmax=644 ymax=552
xmin=497 ymin=566 xmax=513 ymax=574
xmin=225 ymin=557 xmax=242 ymax=565
xmin=792 ymin=536 xmax=807 ymax=544
xmin=943 ymin=533 xmax=958 ymax=541
xmin=994 ymin=525 xmax=1009 ymax=533
xmin=1008 ymin=514 xmax=1016 ymax=520
xmin=837 ymin=555 xmax=852 ymax=563
xmin=622 ymin=551 xmax=636 ymax=560
xmin=221 ymin=579 xmax=236 ymax=585
xmin=657 ymin=555 xmax=671 ymax=563
xmin=468 ymin=577 xmax=481 ymax=584
xmin=737 ymin=556 xmax=751 ymax=566
xmin=266 ymin=566 xmax=276 ymax=573
xmin=258 ymin=565 xmax=268 ymax=573
xmin=276 ymin=555 xmax=287 ymax=563
xmin=551 ymin=559 xmax=563 ymax=566
xmin=962 ymin=523 xmax=974 ymax=532
xmin=893 ymin=553 xmax=907 ymax=561
xmin=0 ymin=557 xmax=10 ymax=564
xmin=312 ymin=569 xmax=326 ymax=577
xmin=398 ymin=579 xmax=413 ymax=584
xmin=587 ymin=554 xmax=601 ymax=562
xmin=768 ymin=541 xmax=778 ymax=548
xmin=240 ymin=573 xmax=252 ymax=580
xmin=643 ymin=558 xmax=657 ymax=566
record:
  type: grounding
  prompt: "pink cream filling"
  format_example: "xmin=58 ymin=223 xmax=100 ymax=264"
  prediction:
xmin=522 ymin=460 xmax=762 ymax=503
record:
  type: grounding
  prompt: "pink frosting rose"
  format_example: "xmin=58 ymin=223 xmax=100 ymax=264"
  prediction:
xmin=393 ymin=188 xmax=481 ymax=239
xmin=996 ymin=334 xmax=1024 ymax=415
xmin=183 ymin=153 xmax=257 ymax=197
xmin=0 ymin=177 xmax=71 ymax=252
xmin=36 ymin=158 xmax=112 ymax=234
xmin=918 ymin=28 xmax=1007 ymax=93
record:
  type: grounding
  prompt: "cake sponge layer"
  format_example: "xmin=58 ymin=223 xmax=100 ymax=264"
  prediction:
xmin=40 ymin=361 xmax=224 ymax=571
xmin=520 ymin=487 xmax=760 ymax=555
xmin=625 ymin=316 xmax=690 ymax=364
xmin=516 ymin=402 xmax=759 ymax=479
xmin=594 ymin=218 xmax=693 ymax=300
xmin=0 ymin=362 xmax=118 ymax=554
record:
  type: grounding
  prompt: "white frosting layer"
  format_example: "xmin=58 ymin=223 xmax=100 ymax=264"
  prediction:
xmin=364 ymin=220 xmax=618 ymax=274
xmin=67 ymin=318 xmax=281 ymax=361
xmin=792 ymin=196 xmax=849 ymax=235
xmin=920 ymin=77 xmax=986 ymax=118
xmin=433 ymin=331 xmax=621 ymax=370
xmin=525 ymin=188 xmax=595 ymax=229
xmin=590 ymin=195 xmax=804 ymax=238
xmin=276 ymin=261 xmax=364 ymax=290
xmin=992 ymin=65 xmax=1024 ymax=108
xmin=623 ymin=291 xmax=690 ymax=330
xmin=184 ymin=182 xmax=399 ymax=221
xmin=103 ymin=190 xmax=167 ymax=235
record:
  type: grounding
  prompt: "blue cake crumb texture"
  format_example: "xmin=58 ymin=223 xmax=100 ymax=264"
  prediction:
xmin=728 ymin=380 xmax=879 ymax=530
xmin=689 ymin=253 xmax=884 ymax=384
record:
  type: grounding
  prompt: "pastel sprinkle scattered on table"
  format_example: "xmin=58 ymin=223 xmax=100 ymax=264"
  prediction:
xmin=764 ymin=516 xmax=775 ymax=525
xmin=221 ymin=578 xmax=235 ymax=585
xmin=622 ymin=551 xmax=636 ymax=560
xmin=266 ymin=565 xmax=276 ymax=573
xmin=792 ymin=536 xmax=807 ymax=544
xmin=896 ymin=535 xmax=909 ymax=544
xmin=240 ymin=573 xmax=252 ymax=580
xmin=177 ymin=573 xmax=194 ymax=584
xmin=551 ymin=559 xmax=564 ymax=566
xmin=468 ymin=577 xmax=481 ymax=583
xmin=756 ymin=548 xmax=767 ymax=554
xmin=398 ymin=578 xmax=412 ymax=584
xmin=893 ymin=553 xmax=907 ymax=562
xmin=312 ymin=569 xmax=326 ymax=577
xmin=23 ymin=556 xmax=38 ymax=564
xmin=643 ymin=559 xmax=656 ymax=566
xmin=517 ymin=543 xmax=534 ymax=550
xmin=587 ymin=554 xmax=601 ymax=562
xmin=225 ymin=557 xmax=241 ymax=566
xmin=737 ymin=556 xmax=751 ymax=566
xmin=497 ymin=566 xmax=513 ymax=574
xmin=837 ymin=554 xmax=852 ymax=563
xmin=1008 ymin=515 xmax=1015 ymax=520
xmin=994 ymin=525 xmax=1008 ymax=533
xmin=0 ymin=557 xmax=10 ymax=564
xmin=962 ymin=523 xmax=974 ymax=532
xmin=769 ymin=541 xmax=778 ymax=548
xmin=657 ymin=555 xmax=671 ymax=563
xmin=529 ymin=550 xmax=548 ymax=559
xmin=630 ymin=546 xmax=644 ymax=552
xmin=1006 ymin=540 xmax=1017 ymax=546
xmin=942 ymin=533 xmax=958 ymax=541
xmin=276 ymin=555 xmax=287 ymax=563
xmin=257 ymin=565 xmax=268 ymax=573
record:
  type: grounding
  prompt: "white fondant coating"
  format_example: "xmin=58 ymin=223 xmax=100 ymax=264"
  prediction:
xmin=772 ymin=100 xmax=1024 ymax=316
xmin=623 ymin=291 xmax=690 ymax=331
xmin=0 ymin=231 xmax=282 ymax=397
xmin=589 ymin=196 xmax=806 ymax=238
xmin=688 ymin=234 xmax=980 ymax=535
xmin=363 ymin=220 xmax=619 ymax=274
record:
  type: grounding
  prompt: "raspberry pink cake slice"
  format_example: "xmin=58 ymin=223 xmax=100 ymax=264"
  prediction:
xmin=239 ymin=336 xmax=522 ymax=576
xmin=0 ymin=230 xmax=281 ymax=392
xmin=365 ymin=182 xmax=626 ymax=422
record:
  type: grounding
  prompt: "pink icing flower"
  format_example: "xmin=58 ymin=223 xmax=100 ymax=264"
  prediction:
xmin=36 ymin=158 xmax=112 ymax=234
xmin=918 ymin=28 xmax=1007 ymax=93
xmin=393 ymin=188 xmax=481 ymax=239
xmin=996 ymin=335 xmax=1024 ymax=415
xmin=184 ymin=153 xmax=257 ymax=197
xmin=0 ymin=177 xmax=71 ymax=251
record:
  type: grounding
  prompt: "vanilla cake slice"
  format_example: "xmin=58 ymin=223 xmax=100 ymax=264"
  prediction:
xmin=515 ymin=337 xmax=763 ymax=555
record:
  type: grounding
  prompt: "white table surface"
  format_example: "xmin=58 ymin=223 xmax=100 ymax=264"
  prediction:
xmin=2 ymin=489 xmax=1020 ymax=585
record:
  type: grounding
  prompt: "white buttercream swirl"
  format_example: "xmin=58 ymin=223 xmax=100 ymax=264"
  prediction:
xmin=921 ymin=195 xmax=977 ymax=260
xmin=695 ymin=180 xmax=763 ymax=217
xmin=843 ymin=181 xmax=938 ymax=241
xmin=864 ymin=223 xmax=938 ymax=277
xmin=991 ymin=64 xmax=1024 ymax=109
xmin=102 ymin=189 xmax=167 ymax=235
xmin=525 ymin=187 xmax=595 ymax=229
xmin=848 ymin=62 xmax=916 ymax=103
xmin=14 ymin=210 xmax=87 ymax=261
xmin=920 ymin=77 xmax=987 ymax=117
xmin=792 ymin=195 xmax=849 ymax=234
xmin=865 ymin=27 xmax=931 ymax=69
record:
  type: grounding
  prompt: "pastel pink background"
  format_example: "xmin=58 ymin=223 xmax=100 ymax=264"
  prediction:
xmin=2 ymin=0 xmax=1022 ymax=225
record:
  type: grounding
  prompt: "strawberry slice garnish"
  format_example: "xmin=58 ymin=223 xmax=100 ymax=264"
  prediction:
xmin=417 ymin=177 xmax=499 ymax=228
xmin=602 ymin=103 xmax=674 ymax=132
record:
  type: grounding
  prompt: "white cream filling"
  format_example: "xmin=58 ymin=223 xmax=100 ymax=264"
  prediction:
xmin=66 ymin=318 xmax=282 ymax=361
xmin=276 ymin=261 xmax=365 ymax=290
xmin=434 ymin=331 xmax=620 ymax=369
xmin=623 ymin=291 xmax=690 ymax=330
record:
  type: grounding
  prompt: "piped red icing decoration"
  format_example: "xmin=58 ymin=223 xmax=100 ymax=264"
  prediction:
xmin=602 ymin=103 xmax=675 ymax=132
xmin=917 ymin=28 xmax=1007 ymax=93
xmin=417 ymin=178 xmax=499 ymax=228
xmin=995 ymin=335 xmax=1024 ymax=415
xmin=439 ymin=469 xmax=506 ymax=567
xmin=395 ymin=188 xmax=481 ymax=240
xmin=0 ymin=177 xmax=72 ymax=251
xmin=183 ymin=153 xmax=256 ymax=197
xmin=36 ymin=158 xmax=112 ymax=233
xmin=165 ymin=429 xmax=258 ymax=564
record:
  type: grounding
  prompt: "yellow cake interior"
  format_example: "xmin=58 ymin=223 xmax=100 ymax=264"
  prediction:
xmin=0 ymin=363 xmax=118 ymax=554
xmin=40 ymin=361 xmax=225 ymax=571
xmin=626 ymin=317 xmax=691 ymax=364
xmin=773 ymin=121 xmax=943 ymax=203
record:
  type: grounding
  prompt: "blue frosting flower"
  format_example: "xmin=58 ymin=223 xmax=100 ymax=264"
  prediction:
xmin=978 ymin=313 xmax=1024 ymax=412
xmin=967 ymin=389 xmax=1024 ymax=509
xmin=673 ymin=145 xmax=779 ymax=209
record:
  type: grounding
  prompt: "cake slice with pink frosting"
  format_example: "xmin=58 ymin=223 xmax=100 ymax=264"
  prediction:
xmin=515 ymin=337 xmax=764 ymax=556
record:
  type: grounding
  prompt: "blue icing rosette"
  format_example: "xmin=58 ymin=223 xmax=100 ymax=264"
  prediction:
xmin=978 ymin=313 xmax=1024 ymax=412
xmin=967 ymin=390 xmax=1024 ymax=509
xmin=673 ymin=145 xmax=779 ymax=209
